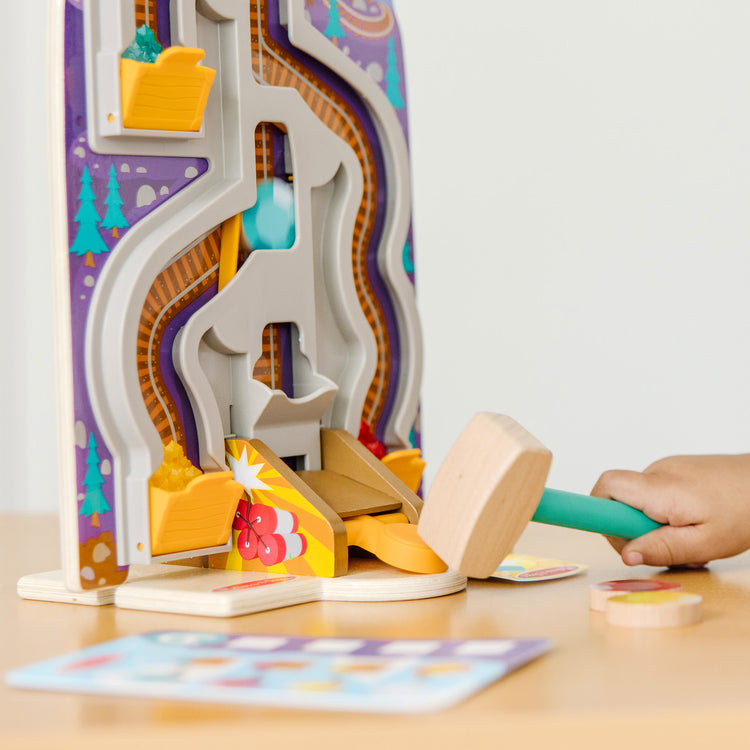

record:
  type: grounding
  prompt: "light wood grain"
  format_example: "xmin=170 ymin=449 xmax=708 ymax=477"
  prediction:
xmin=419 ymin=413 xmax=552 ymax=577
xmin=605 ymin=591 xmax=702 ymax=627
xmin=295 ymin=469 xmax=402 ymax=517
xmin=320 ymin=429 xmax=422 ymax=522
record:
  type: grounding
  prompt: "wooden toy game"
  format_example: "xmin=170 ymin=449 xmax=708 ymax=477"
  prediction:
xmin=20 ymin=0 xmax=468 ymax=617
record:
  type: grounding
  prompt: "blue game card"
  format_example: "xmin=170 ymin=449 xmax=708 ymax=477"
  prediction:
xmin=7 ymin=631 xmax=550 ymax=713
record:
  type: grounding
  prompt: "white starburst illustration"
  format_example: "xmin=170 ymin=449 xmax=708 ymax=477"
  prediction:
xmin=227 ymin=446 xmax=272 ymax=495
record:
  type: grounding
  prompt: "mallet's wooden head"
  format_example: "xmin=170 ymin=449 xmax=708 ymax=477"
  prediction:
xmin=418 ymin=413 xmax=552 ymax=578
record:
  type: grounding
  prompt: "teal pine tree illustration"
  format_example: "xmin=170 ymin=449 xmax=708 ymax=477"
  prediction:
xmin=324 ymin=1 xmax=345 ymax=46
xmin=101 ymin=165 xmax=129 ymax=239
xmin=70 ymin=165 xmax=109 ymax=267
xmin=385 ymin=37 xmax=405 ymax=109
xmin=80 ymin=433 xmax=110 ymax=528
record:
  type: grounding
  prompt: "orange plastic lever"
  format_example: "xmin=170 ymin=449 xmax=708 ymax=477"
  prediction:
xmin=344 ymin=512 xmax=447 ymax=575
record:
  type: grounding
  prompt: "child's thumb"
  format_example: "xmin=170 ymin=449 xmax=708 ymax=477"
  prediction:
xmin=620 ymin=525 xmax=707 ymax=568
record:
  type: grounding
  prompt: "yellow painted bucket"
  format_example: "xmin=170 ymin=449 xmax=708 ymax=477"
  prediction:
xmin=149 ymin=471 xmax=243 ymax=556
xmin=120 ymin=46 xmax=216 ymax=132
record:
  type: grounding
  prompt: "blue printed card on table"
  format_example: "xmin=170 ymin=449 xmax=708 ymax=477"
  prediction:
xmin=7 ymin=631 xmax=550 ymax=713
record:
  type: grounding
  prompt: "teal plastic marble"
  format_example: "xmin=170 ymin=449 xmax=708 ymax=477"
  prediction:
xmin=532 ymin=488 xmax=662 ymax=539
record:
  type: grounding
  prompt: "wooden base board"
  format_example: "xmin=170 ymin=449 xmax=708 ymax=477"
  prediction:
xmin=114 ymin=559 xmax=466 ymax=616
xmin=18 ymin=570 xmax=115 ymax=606
xmin=18 ymin=561 xmax=467 ymax=617
xmin=17 ymin=565 xmax=162 ymax=606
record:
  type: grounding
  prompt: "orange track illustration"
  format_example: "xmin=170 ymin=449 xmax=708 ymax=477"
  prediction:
xmin=138 ymin=228 xmax=223 ymax=446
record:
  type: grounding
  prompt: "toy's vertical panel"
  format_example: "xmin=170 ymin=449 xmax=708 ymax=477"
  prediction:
xmin=49 ymin=0 xmax=127 ymax=590
xmin=50 ymin=0 xmax=80 ymax=589
xmin=53 ymin=0 xmax=128 ymax=591
xmin=290 ymin=0 xmax=422 ymax=454
xmin=55 ymin=0 xmax=217 ymax=589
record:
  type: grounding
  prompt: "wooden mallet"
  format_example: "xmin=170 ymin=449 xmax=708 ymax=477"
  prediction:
xmin=418 ymin=412 xmax=662 ymax=578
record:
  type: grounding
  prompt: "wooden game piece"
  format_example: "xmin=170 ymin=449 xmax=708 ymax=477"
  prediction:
xmin=418 ymin=413 xmax=663 ymax=578
xmin=295 ymin=470 xmax=403 ymax=518
xmin=320 ymin=429 xmax=422 ymax=522
xmin=213 ymin=439 xmax=349 ymax=578
xmin=605 ymin=591 xmax=702 ymax=628
xmin=589 ymin=579 xmax=682 ymax=612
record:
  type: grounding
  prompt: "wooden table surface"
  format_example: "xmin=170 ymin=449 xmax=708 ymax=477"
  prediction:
xmin=2 ymin=514 xmax=750 ymax=748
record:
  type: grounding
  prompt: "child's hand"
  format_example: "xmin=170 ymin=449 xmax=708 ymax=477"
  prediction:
xmin=591 ymin=454 xmax=750 ymax=567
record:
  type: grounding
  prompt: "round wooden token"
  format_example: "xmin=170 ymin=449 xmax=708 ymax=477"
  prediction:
xmin=589 ymin=579 xmax=681 ymax=612
xmin=605 ymin=591 xmax=702 ymax=628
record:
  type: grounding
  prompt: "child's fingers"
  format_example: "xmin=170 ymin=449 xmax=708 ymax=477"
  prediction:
xmin=591 ymin=469 xmax=670 ymax=522
xmin=619 ymin=525 xmax=709 ymax=568
xmin=593 ymin=470 xmax=707 ymax=565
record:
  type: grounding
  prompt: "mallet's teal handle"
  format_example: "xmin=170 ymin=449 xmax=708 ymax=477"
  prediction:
xmin=532 ymin=488 xmax=662 ymax=539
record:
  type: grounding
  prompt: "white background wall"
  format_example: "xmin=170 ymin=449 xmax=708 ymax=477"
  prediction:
xmin=3 ymin=2 xmax=750 ymax=514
